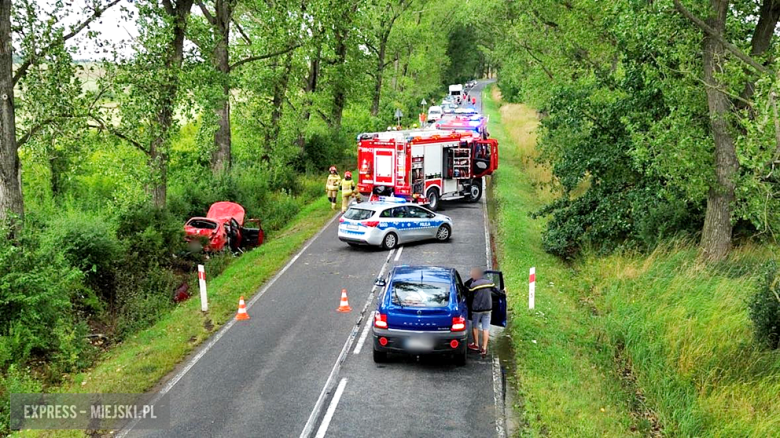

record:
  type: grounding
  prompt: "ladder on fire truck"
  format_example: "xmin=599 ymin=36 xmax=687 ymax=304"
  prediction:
xmin=452 ymin=147 xmax=471 ymax=178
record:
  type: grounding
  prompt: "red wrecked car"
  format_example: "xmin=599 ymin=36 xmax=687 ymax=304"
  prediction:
xmin=184 ymin=201 xmax=264 ymax=253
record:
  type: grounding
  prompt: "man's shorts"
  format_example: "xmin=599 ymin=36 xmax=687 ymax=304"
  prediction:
xmin=472 ymin=311 xmax=491 ymax=331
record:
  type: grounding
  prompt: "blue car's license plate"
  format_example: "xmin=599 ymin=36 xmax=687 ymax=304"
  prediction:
xmin=406 ymin=336 xmax=434 ymax=351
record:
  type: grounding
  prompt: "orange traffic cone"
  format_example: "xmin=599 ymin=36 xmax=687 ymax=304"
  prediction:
xmin=337 ymin=289 xmax=352 ymax=312
xmin=235 ymin=296 xmax=250 ymax=320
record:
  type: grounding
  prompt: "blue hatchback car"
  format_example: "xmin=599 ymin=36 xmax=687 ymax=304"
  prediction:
xmin=372 ymin=265 xmax=505 ymax=366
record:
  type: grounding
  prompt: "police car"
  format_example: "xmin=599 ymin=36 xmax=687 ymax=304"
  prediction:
xmin=338 ymin=197 xmax=453 ymax=249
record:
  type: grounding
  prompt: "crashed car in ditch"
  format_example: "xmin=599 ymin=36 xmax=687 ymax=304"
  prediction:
xmin=184 ymin=201 xmax=264 ymax=253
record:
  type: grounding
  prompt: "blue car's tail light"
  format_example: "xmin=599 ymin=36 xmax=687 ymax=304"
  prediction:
xmin=374 ymin=312 xmax=388 ymax=329
xmin=451 ymin=316 xmax=466 ymax=332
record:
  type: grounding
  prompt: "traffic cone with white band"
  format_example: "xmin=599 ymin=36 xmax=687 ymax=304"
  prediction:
xmin=235 ymin=296 xmax=250 ymax=320
xmin=337 ymin=289 xmax=352 ymax=312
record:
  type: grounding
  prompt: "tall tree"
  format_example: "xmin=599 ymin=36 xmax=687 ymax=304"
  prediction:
xmin=0 ymin=0 xmax=119 ymax=226
xmin=197 ymin=0 xmax=236 ymax=175
xmin=92 ymin=0 xmax=194 ymax=208
xmin=673 ymin=0 xmax=780 ymax=260
xmin=364 ymin=0 xmax=412 ymax=117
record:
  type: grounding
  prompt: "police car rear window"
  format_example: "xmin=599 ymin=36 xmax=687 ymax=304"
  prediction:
xmin=391 ymin=281 xmax=450 ymax=308
xmin=343 ymin=208 xmax=374 ymax=221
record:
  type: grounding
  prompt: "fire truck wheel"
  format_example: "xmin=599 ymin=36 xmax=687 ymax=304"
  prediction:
xmin=382 ymin=232 xmax=398 ymax=250
xmin=468 ymin=180 xmax=483 ymax=203
xmin=426 ymin=188 xmax=440 ymax=211
xmin=436 ymin=224 xmax=451 ymax=242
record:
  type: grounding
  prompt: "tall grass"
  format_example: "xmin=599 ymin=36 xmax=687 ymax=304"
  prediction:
xmin=485 ymin=87 xmax=640 ymax=436
xmin=487 ymin=85 xmax=780 ymax=437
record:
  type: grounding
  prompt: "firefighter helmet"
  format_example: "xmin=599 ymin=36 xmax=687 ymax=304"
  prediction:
xmin=344 ymin=171 xmax=352 ymax=178
xmin=329 ymin=166 xmax=337 ymax=172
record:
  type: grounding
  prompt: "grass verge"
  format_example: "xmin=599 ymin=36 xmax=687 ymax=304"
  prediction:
xmin=13 ymin=197 xmax=335 ymax=437
xmin=485 ymin=86 xmax=641 ymax=437
xmin=486 ymin=85 xmax=780 ymax=437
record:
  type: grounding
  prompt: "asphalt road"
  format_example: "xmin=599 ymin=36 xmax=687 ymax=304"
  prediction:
xmin=125 ymin=81 xmax=501 ymax=438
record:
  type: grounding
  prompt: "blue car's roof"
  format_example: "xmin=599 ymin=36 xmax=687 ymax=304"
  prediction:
xmin=389 ymin=265 xmax=455 ymax=283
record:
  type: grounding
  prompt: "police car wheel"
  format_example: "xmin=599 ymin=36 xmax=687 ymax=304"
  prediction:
xmin=436 ymin=224 xmax=451 ymax=242
xmin=382 ymin=232 xmax=398 ymax=250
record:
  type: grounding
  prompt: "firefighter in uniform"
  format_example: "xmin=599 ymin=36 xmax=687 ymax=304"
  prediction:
xmin=325 ymin=166 xmax=341 ymax=210
xmin=340 ymin=171 xmax=361 ymax=213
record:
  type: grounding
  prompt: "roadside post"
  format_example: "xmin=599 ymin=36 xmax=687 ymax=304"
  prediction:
xmin=198 ymin=264 xmax=208 ymax=312
xmin=529 ymin=267 xmax=535 ymax=310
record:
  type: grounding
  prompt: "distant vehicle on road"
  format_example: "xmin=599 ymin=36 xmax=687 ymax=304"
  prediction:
xmin=449 ymin=84 xmax=464 ymax=104
xmin=184 ymin=201 xmax=264 ymax=253
xmin=442 ymin=103 xmax=457 ymax=114
xmin=427 ymin=106 xmax=443 ymax=122
xmin=338 ymin=198 xmax=452 ymax=249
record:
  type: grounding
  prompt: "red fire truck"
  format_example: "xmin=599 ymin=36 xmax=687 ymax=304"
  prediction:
xmin=356 ymin=129 xmax=498 ymax=210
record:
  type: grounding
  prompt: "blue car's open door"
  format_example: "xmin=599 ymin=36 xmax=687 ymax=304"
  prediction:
xmin=484 ymin=270 xmax=507 ymax=327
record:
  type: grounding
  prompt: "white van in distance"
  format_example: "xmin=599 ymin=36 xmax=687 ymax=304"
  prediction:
xmin=427 ymin=106 xmax=443 ymax=122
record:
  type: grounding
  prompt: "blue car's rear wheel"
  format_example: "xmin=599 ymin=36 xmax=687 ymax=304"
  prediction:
xmin=373 ymin=348 xmax=388 ymax=363
xmin=454 ymin=345 xmax=466 ymax=366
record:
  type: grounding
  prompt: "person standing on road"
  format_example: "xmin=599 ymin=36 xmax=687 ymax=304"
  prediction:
xmin=326 ymin=166 xmax=341 ymax=210
xmin=466 ymin=267 xmax=496 ymax=358
xmin=340 ymin=171 xmax=360 ymax=213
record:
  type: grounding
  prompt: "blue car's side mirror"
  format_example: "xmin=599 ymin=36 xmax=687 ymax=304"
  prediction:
xmin=374 ymin=278 xmax=387 ymax=287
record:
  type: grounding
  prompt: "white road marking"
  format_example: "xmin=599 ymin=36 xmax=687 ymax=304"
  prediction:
xmin=300 ymin=248 xmax=395 ymax=438
xmin=314 ymin=378 xmax=348 ymax=438
xmin=353 ymin=311 xmax=375 ymax=355
xmin=492 ymin=356 xmax=507 ymax=438
xmin=117 ymin=212 xmax=342 ymax=438
xmin=482 ymin=83 xmax=508 ymax=438
xmin=394 ymin=245 xmax=404 ymax=261
xmin=482 ymin=178 xmax=493 ymax=271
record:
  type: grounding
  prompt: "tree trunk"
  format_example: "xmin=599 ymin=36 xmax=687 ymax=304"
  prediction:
xmin=265 ymin=50 xmax=294 ymax=149
xmin=0 ymin=0 xmax=24 ymax=226
xmin=370 ymin=33 xmax=389 ymax=117
xmin=331 ymin=28 xmax=349 ymax=132
xmin=210 ymin=0 xmax=233 ymax=175
xmin=149 ymin=146 xmax=168 ymax=208
xmin=297 ymin=43 xmax=321 ymax=153
xmin=150 ymin=0 xmax=193 ymax=208
xmin=700 ymin=0 xmax=739 ymax=261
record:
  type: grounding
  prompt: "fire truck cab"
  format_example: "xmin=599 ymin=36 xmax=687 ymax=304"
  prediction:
xmin=356 ymin=129 xmax=498 ymax=210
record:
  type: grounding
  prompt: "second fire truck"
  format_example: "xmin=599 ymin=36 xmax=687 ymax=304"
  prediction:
xmin=356 ymin=129 xmax=498 ymax=210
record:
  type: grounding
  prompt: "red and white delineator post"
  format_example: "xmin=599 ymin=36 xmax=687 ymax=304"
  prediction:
xmin=198 ymin=264 xmax=208 ymax=312
xmin=529 ymin=267 xmax=536 ymax=310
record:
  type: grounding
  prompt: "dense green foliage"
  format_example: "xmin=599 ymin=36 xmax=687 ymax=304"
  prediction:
xmin=750 ymin=262 xmax=780 ymax=350
xmin=487 ymin=86 xmax=780 ymax=438
xmin=494 ymin=0 xmax=780 ymax=259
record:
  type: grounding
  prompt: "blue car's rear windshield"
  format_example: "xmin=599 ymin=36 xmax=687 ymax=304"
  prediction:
xmin=343 ymin=208 xmax=374 ymax=220
xmin=391 ymin=281 xmax=450 ymax=307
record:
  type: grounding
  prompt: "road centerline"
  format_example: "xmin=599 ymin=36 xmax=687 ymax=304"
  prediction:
xmin=394 ymin=245 xmax=404 ymax=262
xmin=299 ymin=248 xmax=395 ymax=438
xmin=353 ymin=311 xmax=375 ymax=355
xmin=314 ymin=378 xmax=348 ymax=438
